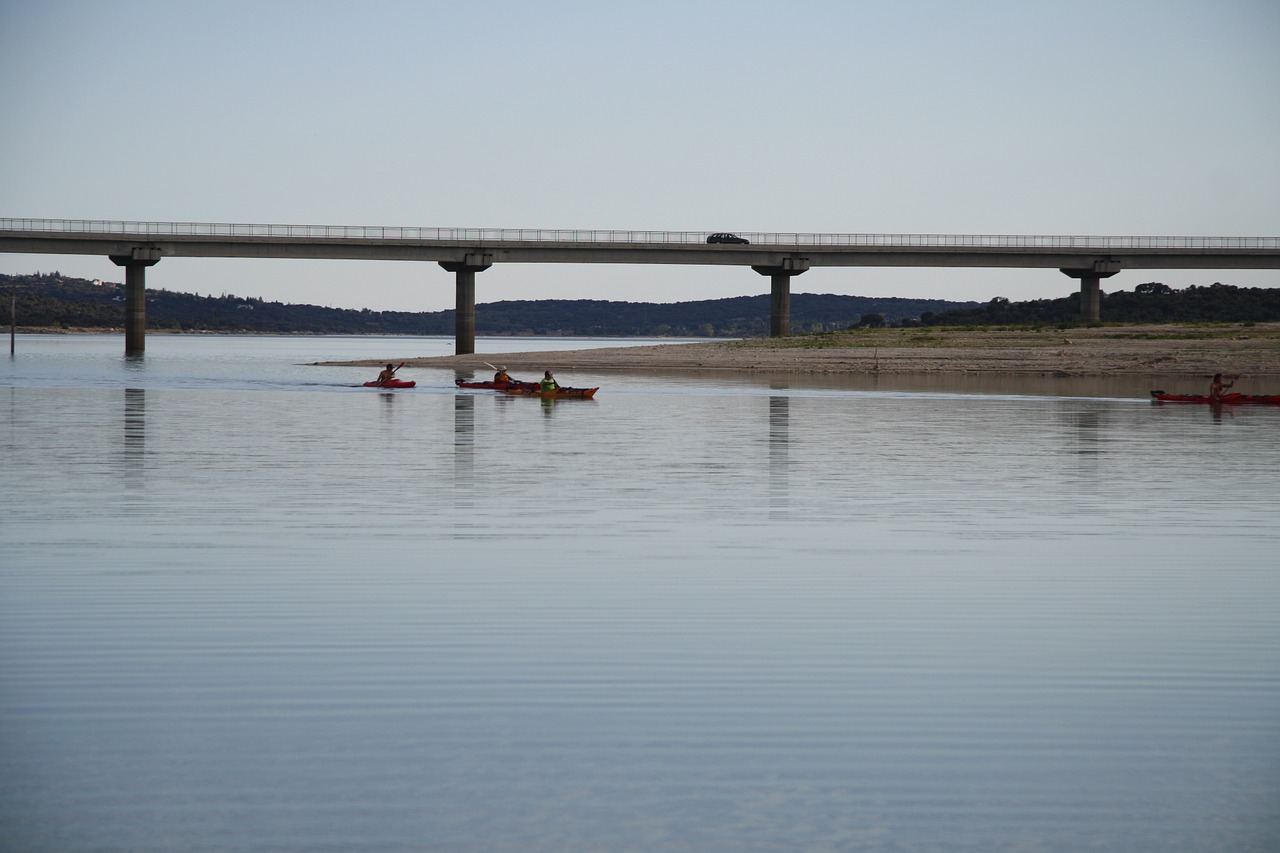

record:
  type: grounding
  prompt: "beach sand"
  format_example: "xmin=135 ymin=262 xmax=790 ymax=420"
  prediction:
xmin=327 ymin=323 xmax=1280 ymax=380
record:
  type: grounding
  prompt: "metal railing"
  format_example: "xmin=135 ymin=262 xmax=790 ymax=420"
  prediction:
xmin=3 ymin=218 xmax=1277 ymax=250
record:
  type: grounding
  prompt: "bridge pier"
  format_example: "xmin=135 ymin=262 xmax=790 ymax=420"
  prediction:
xmin=1060 ymin=259 xmax=1121 ymax=323
xmin=439 ymin=254 xmax=492 ymax=355
xmin=109 ymin=247 xmax=162 ymax=354
xmin=752 ymin=258 xmax=810 ymax=336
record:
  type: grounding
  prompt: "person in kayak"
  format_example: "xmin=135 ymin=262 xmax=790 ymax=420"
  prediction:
xmin=540 ymin=371 xmax=559 ymax=393
xmin=375 ymin=363 xmax=398 ymax=385
xmin=493 ymin=368 xmax=511 ymax=384
xmin=1210 ymin=373 xmax=1235 ymax=400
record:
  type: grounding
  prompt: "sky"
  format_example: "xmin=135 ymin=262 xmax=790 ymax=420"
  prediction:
xmin=2 ymin=0 xmax=1278 ymax=312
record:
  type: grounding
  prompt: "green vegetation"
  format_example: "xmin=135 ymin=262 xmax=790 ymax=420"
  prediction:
xmin=1 ymin=273 xmax=437 ymax=335
xmin=919 ymin=282 xmax=1280 ymax=326
xmin=5 ymin=272 xmax=1276 ymax=337
xmin=0 ymin=273 xmax=974 ymax=337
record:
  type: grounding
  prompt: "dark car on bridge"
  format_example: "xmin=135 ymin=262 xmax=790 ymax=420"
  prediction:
xmin=706 ymin=232 xmax=750 ymax=244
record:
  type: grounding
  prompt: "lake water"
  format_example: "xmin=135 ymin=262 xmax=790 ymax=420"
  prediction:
xmin=2 ymin=334 xmax=1278 ymax=852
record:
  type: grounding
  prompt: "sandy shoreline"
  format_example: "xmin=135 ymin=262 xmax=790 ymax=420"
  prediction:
xmin=325 ymin=323 xmax=1280 ymax=380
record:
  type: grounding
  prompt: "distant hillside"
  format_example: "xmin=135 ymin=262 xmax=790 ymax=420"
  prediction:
xmin=0 ymin=273 xmax=978 ymax=336
xmin=473 ymin=294 xmax=977 ymax=336
xmin=920 ymin=281 xmax=1280 ymax=326
xmin=6 ymin=272 xmax=1277 ymax=335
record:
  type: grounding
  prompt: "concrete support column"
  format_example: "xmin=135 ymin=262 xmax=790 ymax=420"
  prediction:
xmin=123 ymin=265 xmax=147 ymax=353
xmin=752 ymin=257 xmax=809 ymax=337
xmin=454 ymin=267 xmax=477 ymax=352
xmin=769 ymin=273 xmax=791 ymax=337
xmin=1079 ymin=274 xmax=1101 ymax=322
xmin=109 ymin=248 xmax=161 ymax=355
xmin=439 ymin=254 xmax=492 ymax=355
xmin=1060 ymin=259 xmax=1121 ymax=323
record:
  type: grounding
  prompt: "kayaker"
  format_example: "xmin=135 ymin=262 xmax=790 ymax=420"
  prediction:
xmin=375 ymin=363 xmax=398 ymax=384
xmin=494 ymin=369 xmax=511 ymax=384
xmin=1209 ymin=373 xmax=1234 ymax=400
xmin=540 ymin=371 xmax=559 ymax=393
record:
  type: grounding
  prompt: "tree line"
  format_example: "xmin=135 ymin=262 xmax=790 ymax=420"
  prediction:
xmin=916 ymin=281 xmax=1280 ymax=326
xmin=1 ymin=273 xmax=974 ymax=336
xmin=6 ymin=272 xmax=1276 ymax=336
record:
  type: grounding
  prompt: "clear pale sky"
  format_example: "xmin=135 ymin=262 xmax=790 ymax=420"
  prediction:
xmin=3 ymin=0 xmax=1277 ymax=312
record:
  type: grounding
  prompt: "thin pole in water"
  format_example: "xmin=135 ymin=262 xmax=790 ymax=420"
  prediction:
xmin=9 ymin=294 xmax=14 ymax=355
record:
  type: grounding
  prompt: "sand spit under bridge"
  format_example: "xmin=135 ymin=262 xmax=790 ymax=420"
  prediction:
xmin=3 ymin=218 xmax=1278 ymax=354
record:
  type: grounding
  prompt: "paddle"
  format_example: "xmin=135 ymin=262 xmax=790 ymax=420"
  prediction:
xmin=483 ymin=360 xmax=512 ymax=379
xmin=483 ymin=360 xmax=521 ymax=386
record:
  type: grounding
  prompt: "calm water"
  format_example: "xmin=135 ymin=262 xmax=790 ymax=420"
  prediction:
xmin=2 ymin=334 xmax=1278 ymax=852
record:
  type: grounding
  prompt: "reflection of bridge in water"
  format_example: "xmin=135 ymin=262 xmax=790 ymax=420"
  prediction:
xmin=5 ymin=218 xmax=1278 ymax=354
xmin=769 ymin=392 xmax=790 ymax=520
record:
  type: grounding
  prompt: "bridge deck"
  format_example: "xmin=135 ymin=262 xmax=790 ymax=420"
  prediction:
xmin=4 ymin=219 xmax=1278 ymax=270
xmin=4 ymin=219 xmax=1277 ymax=354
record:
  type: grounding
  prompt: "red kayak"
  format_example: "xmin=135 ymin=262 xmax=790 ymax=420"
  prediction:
xmin=364 ymin=378 xmax=416 ymax=389
xmin=455 ymin=378 xmax=538 ymax=391
xmin=1150 ymin=391 xmax=1280 ymax=405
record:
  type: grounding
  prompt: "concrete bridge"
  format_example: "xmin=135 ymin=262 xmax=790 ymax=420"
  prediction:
xmin=3 ymin=218 xmax=1278 ymax=354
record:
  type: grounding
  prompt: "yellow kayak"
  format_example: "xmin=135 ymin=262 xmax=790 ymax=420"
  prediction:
xmin=500 ymin=386 xmax=598 ymax=399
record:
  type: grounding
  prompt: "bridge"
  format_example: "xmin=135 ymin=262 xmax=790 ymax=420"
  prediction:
xmin=3 ymin=218 xmax=1278 ymax=354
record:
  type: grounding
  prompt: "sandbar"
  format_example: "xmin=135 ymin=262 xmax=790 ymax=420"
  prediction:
xmin=326 ymin=323 xmax=1280 ymax=380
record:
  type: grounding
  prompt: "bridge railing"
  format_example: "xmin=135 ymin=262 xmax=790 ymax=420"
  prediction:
xmin=2 ymin=218 xmax=1277 ymax=250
